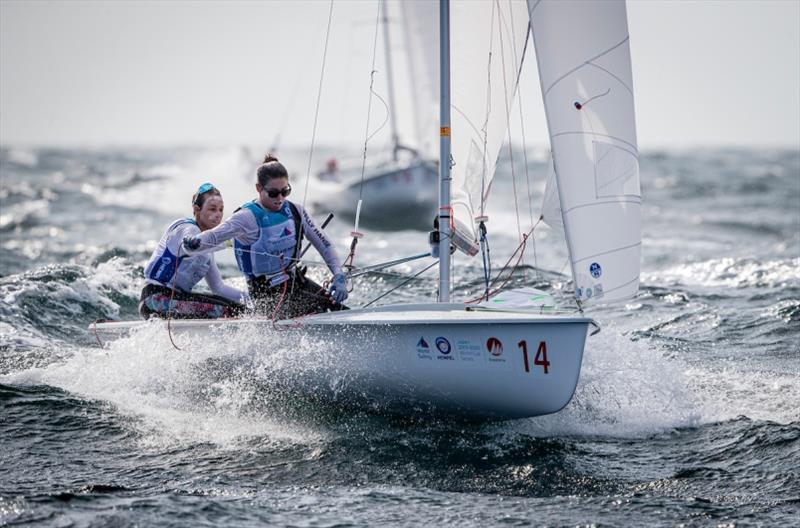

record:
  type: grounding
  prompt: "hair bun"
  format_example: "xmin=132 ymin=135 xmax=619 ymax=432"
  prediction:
xmin=263 ymin=154 xmax=279 ymax=164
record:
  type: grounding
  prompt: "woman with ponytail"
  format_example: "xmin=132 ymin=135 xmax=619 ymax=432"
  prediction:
xmin=182 ymin=155 xmax=348 ymax=319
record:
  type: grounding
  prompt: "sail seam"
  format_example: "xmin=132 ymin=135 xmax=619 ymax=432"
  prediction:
xmin=572 ymin=241 xmax=641 ymax=264
xmin=551 ymin=131 xmax=638 ymax=154
xmin=563 ymin=198 xmax=641 ymax=216
xmin=586 ymin=62 xmax=633 ymax=96
xmin=543 ymin=36 xmax=630 ymax=97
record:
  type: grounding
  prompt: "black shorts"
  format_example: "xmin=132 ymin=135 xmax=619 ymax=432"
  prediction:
xmin=139 ymin=283 xmax=245 ymax=320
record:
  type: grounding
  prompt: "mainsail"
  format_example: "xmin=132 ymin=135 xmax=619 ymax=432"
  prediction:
xmin=529 ymin=0 xmax=641 ymax=304
xmin=449 ymin=0 xmax=530 ymax=255
xmin=397 ymin=0 xmax=439 ymax=158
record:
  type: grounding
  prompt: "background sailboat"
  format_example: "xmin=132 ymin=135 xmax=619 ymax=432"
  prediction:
xmin=307 ymin=0 xmax=440 ymax=231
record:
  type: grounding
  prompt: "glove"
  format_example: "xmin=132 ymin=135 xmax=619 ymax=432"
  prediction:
xmin=328 ymin=273 xmax=348 ymax=304
xmin=182 ymin=235 xmax=202 ymax=251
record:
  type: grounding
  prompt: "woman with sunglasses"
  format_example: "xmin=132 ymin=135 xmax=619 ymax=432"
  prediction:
xmin=183 ymin=155 xmax=348 ymax=319
xmin=139 ymin=183 xmax=249 ymax=319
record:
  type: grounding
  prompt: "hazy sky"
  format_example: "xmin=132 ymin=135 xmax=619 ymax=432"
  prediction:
xmin=1 ymin=0 xmax=798 ymax=149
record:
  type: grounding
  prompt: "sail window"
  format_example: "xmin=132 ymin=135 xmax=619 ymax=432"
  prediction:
xmin=593 ymin=141 xmax=640 ymax=199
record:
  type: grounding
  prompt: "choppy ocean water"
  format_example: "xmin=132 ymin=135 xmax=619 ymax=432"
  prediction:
xmin=0 ymin=145 xmax=798 ymax=526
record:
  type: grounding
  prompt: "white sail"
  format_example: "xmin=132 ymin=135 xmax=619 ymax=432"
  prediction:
xmin=541 ymin=158 xmax=563 ymax=235
xmin=449 ymin=0 xmax=530 ymax=255
xmin=529 ymin=0 xmax=641 ymax=304
xmin=397 ymin=0 xmax=439 ymax=158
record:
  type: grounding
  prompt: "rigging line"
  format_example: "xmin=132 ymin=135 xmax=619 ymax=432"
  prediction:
xmin=166 ymin=247 xmax=184 ymax=351
xmin=496 ymin=0 xmax=523 ymax=245
xmin=505 ymin=0 xmax=537 ymax=262
xmin=498 ymin=0 xmax=528 ymax=90
xmin=362 ymin=260 xmax=439 ymax=308
xmin=302 ymin=0 xmax=336 ymax=210
xmin=451 ymin=105 xmax=486 ymax=147
xmin=364 ymin=91 xmax=391 ymax=145
xmin=357 ymin=0 xmax=386 ymax=201
xmin=465 ymin=225 xmax=533 ymax=304
xmin=478 ymin=1 xmax=498 ymax=218
xmin=347 ymin=252 xmax=431 ymax=278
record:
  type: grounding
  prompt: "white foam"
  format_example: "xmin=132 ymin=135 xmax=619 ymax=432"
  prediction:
xmin=645 ymin=257 xmax=800 ymax=289
xmin=4 ymin=314 xmax=795 ymax=445
xmin=505 ymin=325 xmax=702 ymax=438
xmin=503 ymin=320 xmax=800 ymax=439
xmin=683 ymin=360 xmax=800 ymax=425
xmin=3 ymin=321 xmax=327 ymax=450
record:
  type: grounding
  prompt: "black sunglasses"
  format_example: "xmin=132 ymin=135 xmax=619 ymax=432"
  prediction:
xmin=264 ymin=185 xmax=292 ymax=198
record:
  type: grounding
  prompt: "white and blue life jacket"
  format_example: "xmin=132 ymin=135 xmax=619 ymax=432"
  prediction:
xmin=234 ymin=201 xmax=302 ymax=284
xmin=144 ymin=218 xmax=212 ymax=292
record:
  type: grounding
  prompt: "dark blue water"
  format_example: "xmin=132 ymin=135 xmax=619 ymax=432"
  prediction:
xmin=1 ymin=145 xmax=798 ymax=526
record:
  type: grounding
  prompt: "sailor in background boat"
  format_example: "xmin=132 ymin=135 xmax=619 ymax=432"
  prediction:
xmin=140 ymin=183 xmax=249 ymax=319
xmin=317 ymin=158 xmax=339 ymax=182
xmin=183 ymin=155 xmax=348 ymax=318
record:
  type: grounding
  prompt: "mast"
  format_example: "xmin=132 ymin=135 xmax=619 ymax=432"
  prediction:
xmin=382 ymin=0 xmax=400 ymax=161
xmin=438 ymin=0 xmax=451 ymax=302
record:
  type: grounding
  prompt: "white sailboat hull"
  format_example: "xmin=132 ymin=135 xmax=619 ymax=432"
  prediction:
xmin=311 ymin=159 xmax=438 ymax=231
xmin=93 ymin=303 xmax=593 ymax=420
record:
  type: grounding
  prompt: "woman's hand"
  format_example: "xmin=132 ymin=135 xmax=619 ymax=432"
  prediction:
xmin=328 ymin=273 xmax=348 ymax=304
xmin=182 ymin=236 xmax=202 ymax=251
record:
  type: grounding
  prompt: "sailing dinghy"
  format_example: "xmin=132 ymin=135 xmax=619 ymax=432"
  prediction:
xmin=308 ymin=0 xmax=439 ymax=231
xmin=92 ymin=0 xmax=640 ymax=421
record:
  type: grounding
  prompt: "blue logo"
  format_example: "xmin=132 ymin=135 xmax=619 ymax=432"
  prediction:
xmin=589 ymin=262 xmax=602 ymax=279
xmin=417 ymin=337 xmax=429 ymax=349
xmin=435 ymin=337 xmax=451 ymax=355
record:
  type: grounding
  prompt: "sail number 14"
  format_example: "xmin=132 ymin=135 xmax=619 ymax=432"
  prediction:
xmin=518 ymin=340 xmax=550 ymax=374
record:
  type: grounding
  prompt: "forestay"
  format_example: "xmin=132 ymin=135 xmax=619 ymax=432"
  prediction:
xmin=529 ymin=0 xmax=641 ymax=304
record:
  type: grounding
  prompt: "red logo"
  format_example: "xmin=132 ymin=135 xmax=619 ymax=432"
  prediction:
xmin=486 ymin=337 xmax=503 ymax=356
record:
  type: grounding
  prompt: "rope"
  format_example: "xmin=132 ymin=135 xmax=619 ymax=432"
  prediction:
xmin=166 ymin=248 xmax=184 ymax=351
xmin=343 ymin=236 xmax=360 ymax=271
xmin=478 ymin=1 xmax=497 ymax=219
xmin=92 ymin=320 xmax=104 ymax=348
xmin=301 ymin=0 xmax=336 ymax=210
xmin=466 ymin=217 xmax=542 ymax=304
xmin=270 ymin=278 xmax=290 ymax=329
xmin=339 ymin=1 xmax=389 ymax=274
xmin=503 ymin=0 xmax=536 ymax=259
xmin=479 ymin=221 xmax=491 ymax=300
xmin=496 ymin=0 xmax=523 ymax=245
xmin=347 ymin=252 xmax=430 ymax=278
xmin=358 ymin=0 xmax=391 ymax=200
xmin=362 ymin=260 xmax=439 ymax=308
